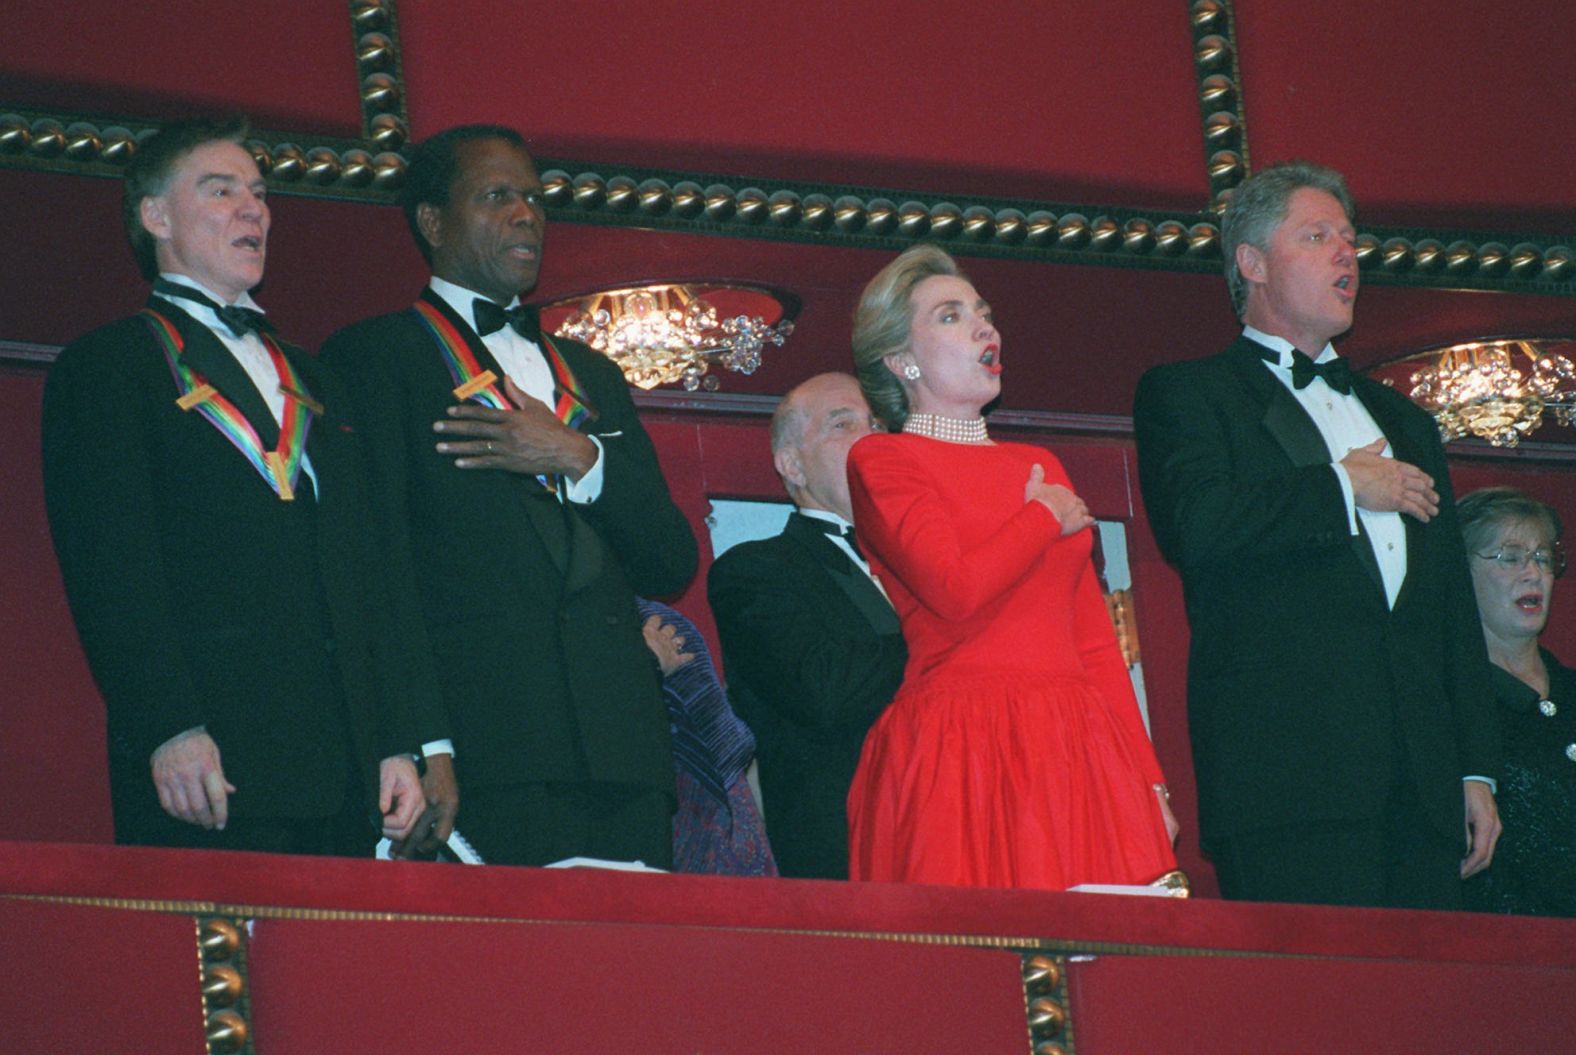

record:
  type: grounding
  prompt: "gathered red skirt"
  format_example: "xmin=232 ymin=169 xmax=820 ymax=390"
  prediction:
xmin=847 ymin=670 xmax=1176 ymax=890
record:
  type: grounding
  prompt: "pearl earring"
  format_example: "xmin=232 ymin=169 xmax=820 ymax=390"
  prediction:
xmin=903 ymin=362 xmax=921 ymax=381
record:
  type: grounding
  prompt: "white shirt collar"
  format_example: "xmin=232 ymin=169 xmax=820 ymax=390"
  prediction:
xmin=428 ymin=275 xmax=520 ymax=323
xmin=1242 ymin=325 xmax=1337 ymax=367
xmin=155 ymin=272 xmax=264 ymax=313
xmin=797 ymin=507 xmax=853 ymax=533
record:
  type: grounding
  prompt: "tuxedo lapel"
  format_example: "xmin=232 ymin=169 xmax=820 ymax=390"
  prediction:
xmin=152 ymin=297 xmax=280 ymax=448
xmin=1229 ymin=339 xmax=1386 ymax=598
xmin=1226 ymin=339 xmax=1332 ymax=468
xmin=786 ymin=513 xmax=898 ymax=634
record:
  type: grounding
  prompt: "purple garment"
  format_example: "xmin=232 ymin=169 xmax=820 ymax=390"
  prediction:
xmin=637 ymin=599 xmax=777 ymax=877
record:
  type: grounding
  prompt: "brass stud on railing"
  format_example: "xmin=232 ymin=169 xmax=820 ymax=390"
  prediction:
xmin=833 ymin=195 xmax=866 ymax=233
xmin=351 ymin=0 xmax=390 ymax=32
xmin=361 ymin=72 xmax=400 ymax=111
xmin=1544 ymin=246 xmax=1573 ymax=282
xmin=704 ymin=183 xmax=737 ymax=222
xmin=1155 ymin=219 xmax=1189 ymax=255
xmin=305 ymin=147 xmax=342 ymax=185
xmin=269 ymin=143 xmax=306 ymax=182
xmin=801 ymin=193 xmax=834 ymax=230
xmin=735 ymin=186 xmax=769 ymax=224
xmin=1354 ymin=232 xmax=1381 ymax=268
xmin=637 ymin=178 xmax=673 ymax=216
xmin=990 ymin=208 xmax=1025 ymax=244
xmin=1025 ymin=210 xmax=1058 ymax=247
xmin=768 ymin=189 xmax=802 ymax=227
xmin=573 ymin=172 xmax=607 ymax=210
xmin=1056 ymin=213 xmax=1090 ymax=250
xmin=1477 ymin=242 xmax=1510 ymax=276
xmin=866 ymin=198 xmax=898 ymax=236
xmin=962 ymin=205 xmax=994 ymax=241
xmin=1445 ymin=240 xmax=1478 ymax=274
xmin=28 ymin=119 xmax=65 ymax=157
xmin=605 ymin=175 xmax=638 ymax=212
xmin=897 ymin=200 xmax=931 ymax=238
xmin=1089 ymin=215 xmax=1121 ymax=252
xmin=1381 ymin=237 xmax=1413 ymax=272
xmin=1509 ymin=242 xmax=1544 ymax=279
xmin=368 ymin=113 xmax=406 ymax=152
xmin=1122 ymin=217 xmax=1155 ymax=254
xmin=1412 ymin=238 xmax=1444 ymax=272
xmin=1188 ymin=221 xmax=1220 ymax=257
xmin=356 ymin=31 xmax=395 ymax=72
xmin=671 ymin=180 xmax=705 ymax=218
xmin=928 ymin=201 xmax=964 ymax=239
xmin=370 ymin=150 xmax=405 ymax=190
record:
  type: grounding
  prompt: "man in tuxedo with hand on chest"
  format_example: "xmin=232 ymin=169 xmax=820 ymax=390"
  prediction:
xmin=709 ymin=372 xmax=907 ymax=879
xmin=323 ymin=124 xmax=696 ymax=868
xmin=1133 ymin=161 xmax=1501 ymax=908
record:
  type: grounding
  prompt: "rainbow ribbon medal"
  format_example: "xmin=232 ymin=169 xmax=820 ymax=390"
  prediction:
xmin=411 ymin=300 xmax=598 ymax=491
xmin=142 ymin=308 xmax=314 ymax=502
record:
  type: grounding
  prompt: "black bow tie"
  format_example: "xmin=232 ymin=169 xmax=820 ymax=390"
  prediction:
xmin=153 ymin=278 xmax=274 ymax=337
xmin=1289 ymin=350 xmax=1353 ymax=395
xmin=805 ymin=516 xmax=865 ymax=562
xmin=473 ymin=299 xmax=539 ymax=339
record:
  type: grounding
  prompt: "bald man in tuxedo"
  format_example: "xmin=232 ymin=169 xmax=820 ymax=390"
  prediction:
xmin=709 ymin=373 xmax=907 ymax=878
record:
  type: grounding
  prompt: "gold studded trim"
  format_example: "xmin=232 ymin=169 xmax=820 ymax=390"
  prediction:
xmin=0 ymin=890 xmax=1319 ymax=960
xmin=0 ymin=0 xmax=1571 ymax=293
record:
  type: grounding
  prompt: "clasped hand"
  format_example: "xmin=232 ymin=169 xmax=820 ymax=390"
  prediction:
xmin=1341 ymin=438 xmax=1439 ymax=522
xmin=434 ymin=376 xmax=596 ymax=479
xmin=1025 ymin=464 xmax=1093 ymax=536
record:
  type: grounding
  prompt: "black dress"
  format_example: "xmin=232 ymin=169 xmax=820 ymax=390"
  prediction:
xmin=1465 ymin=649 xmax=1576 ymax=917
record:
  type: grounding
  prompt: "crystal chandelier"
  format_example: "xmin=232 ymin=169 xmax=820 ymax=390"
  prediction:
xmin=548 ymin=283 xmax=795 ymax=391
xmin=1403 ymin=337 xmax=1576 ymax=447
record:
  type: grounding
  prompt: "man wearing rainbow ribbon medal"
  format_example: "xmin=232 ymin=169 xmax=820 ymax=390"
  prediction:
xmin=323 ymin=125 xmax=696 ymax=868
xmin=43 ymin=117 xmax=440 ymax=854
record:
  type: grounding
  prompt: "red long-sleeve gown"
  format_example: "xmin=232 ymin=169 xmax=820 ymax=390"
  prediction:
xmin=846 ymin=432 xmax=1176 ymax=890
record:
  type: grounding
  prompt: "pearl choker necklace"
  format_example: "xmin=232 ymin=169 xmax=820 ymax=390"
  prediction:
xmin=902 ymin=412 xmax=990 ymax=444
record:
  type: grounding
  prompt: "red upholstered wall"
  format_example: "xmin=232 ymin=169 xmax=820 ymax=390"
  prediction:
xmin=4 ymin=0 xmax=1576 ymax=883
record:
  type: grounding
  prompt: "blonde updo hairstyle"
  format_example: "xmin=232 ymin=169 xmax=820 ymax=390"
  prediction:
xmin=851 ymin=244 xmax=963 ymax=431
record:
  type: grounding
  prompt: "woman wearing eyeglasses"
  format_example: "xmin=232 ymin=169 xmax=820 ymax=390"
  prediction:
xmin=1458 ymin=486 xmax=1573 ymax=917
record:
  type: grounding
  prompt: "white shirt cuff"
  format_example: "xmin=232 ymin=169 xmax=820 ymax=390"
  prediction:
xmin=564 ymin=434 xmax=606 ymax=504
xmin=421 ymin=739 xmax=455 ymax=759
xmin=1464 ymin=775 xmax=1496 ymax=795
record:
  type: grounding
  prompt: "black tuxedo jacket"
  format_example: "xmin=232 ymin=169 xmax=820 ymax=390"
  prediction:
xmin=708 ymin=511 xmax=906 ymax=878
xmin=320 ymin=291 xmax=696 ymax=798
xmin=1133 ymin=336 xmax=1499 ymax=850
xmin=42 ymin=298 xmax=442 ymax=840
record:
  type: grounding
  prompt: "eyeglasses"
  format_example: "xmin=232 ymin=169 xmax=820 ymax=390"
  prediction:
xmin=1474 ymin=545 xmax=1567 ymax=578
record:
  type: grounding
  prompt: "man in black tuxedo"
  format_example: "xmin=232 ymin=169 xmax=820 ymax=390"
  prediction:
xmin=42 ymin=116 xmax=435 ymax=854
xmin=322 ymin=125 xmax=695 ymax=868
xmin=1133 ymin=161 xmax=1501 ymax=908
xmin=708 ymin=373 xmax=906 ymax=878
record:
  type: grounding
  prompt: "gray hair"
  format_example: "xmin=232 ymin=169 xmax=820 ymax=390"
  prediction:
xmin=850 ymin=244 xmax=963 ymax=430
xmin=1457 ymin=486 xmax=1562 ymax=555
xmin=1221 ymin=161 xmax=1355 ymax=318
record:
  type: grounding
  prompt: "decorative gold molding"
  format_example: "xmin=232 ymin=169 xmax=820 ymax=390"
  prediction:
xmin=196 ymin=915 xmax=253 ymax=1055
xmin=1189 ymin=0 xmax=1250 ymax=213
xmin=0 ymin=0 xmax=1572 ymax=293
xmin=1022 ymin=952 xmax=1074 ymax=1055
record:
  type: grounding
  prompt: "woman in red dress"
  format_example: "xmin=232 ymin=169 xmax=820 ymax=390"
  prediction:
xmin=845 ymin=245 xmax=1178 ymax=890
